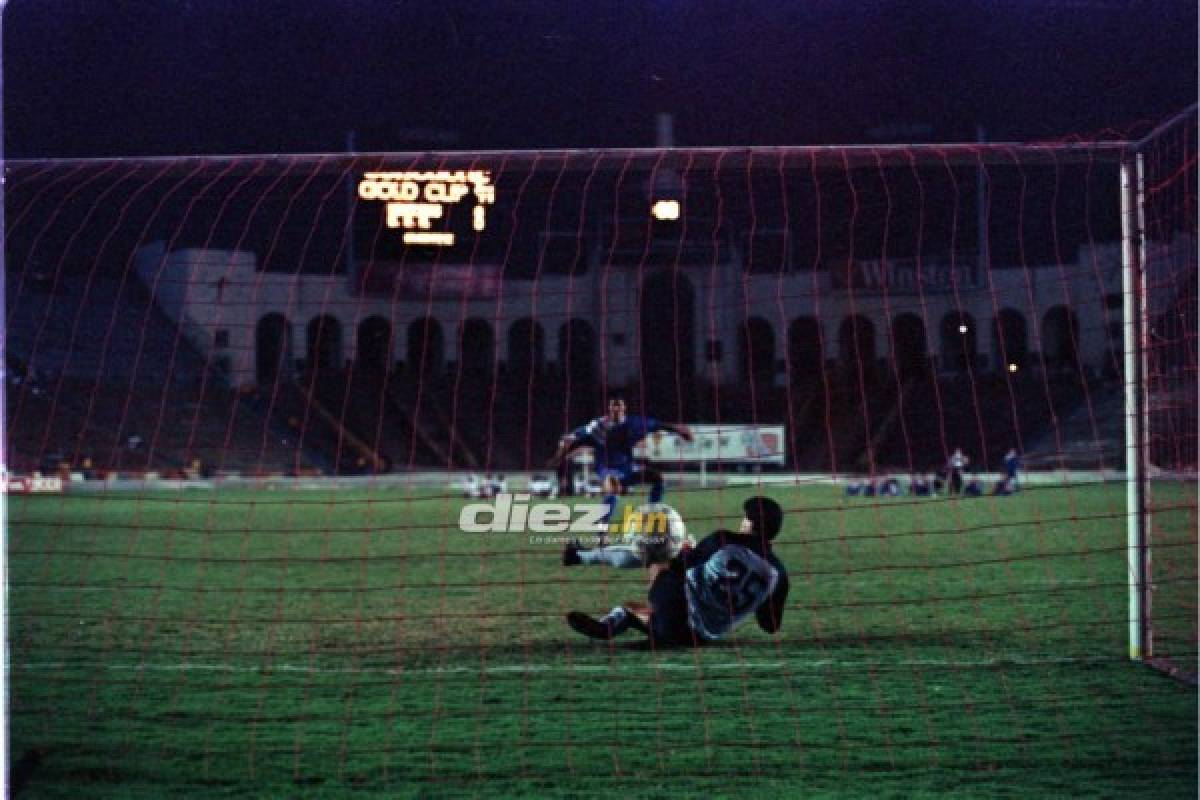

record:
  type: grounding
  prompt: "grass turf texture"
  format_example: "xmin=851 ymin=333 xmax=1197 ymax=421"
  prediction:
xmin=8 ymin=481 xmax=1197 ymax=798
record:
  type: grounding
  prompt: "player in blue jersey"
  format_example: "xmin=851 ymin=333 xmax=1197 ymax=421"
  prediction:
xmin=549 ymin=394 xmax=692 ymax=531
xmin=566 ymin=496 xmax=789 ymax=646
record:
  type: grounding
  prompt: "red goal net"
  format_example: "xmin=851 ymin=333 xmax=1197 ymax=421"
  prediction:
xmin=4 ymin=112 xmax=1196 ymax=794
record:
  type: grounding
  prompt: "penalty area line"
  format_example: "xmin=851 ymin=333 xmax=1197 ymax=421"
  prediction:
xmin=14 ymin=654 xmax=1111 ymax=676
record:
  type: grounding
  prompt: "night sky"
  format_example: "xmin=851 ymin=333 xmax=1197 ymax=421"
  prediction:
xmin=3 ymin=0 xmax=1196 ymax=159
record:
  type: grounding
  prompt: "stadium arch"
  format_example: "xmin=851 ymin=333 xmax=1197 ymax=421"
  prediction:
xmin=459 ymin=318 xmax=495 ymax=376
xmin=1042 ymin=305 xmax=1080 ymax=370
xmin=408 ymin=317 xmax=445 ymax=377
xmin=739 ymin=316 xmax=776 ymax=388
xmin=558 ymin=319 xmax=596 ymax=382
xmin=891 ymin=312 xmax=929 ymax=379
xmin=255 ymin=312 xmax=292 ymax=385
xmin=640 ymin=270 xmax=696 ymax=415
xmin=838 ymin=315 xmax=876 ymax=375
xmin=356 ymin=316 xmax=392 ymax=374
xmin=992 ymin=308 xmax=1028 ymax=372
xmin=939 ymin=311 xmax=977 ymax=373
xmin=508 ymin=317 xmax=545 ymax=378
xmin=559 ymin=318 xmax=597 ymax=417
xmin=787 ymin=316 xmax=823 ymax=387
xmin=306 ymin=315 xmax=343 ymax=374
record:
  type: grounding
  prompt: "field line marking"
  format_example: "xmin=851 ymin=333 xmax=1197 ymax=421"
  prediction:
xmin=14 ymin=654 xmax=1111 ymax=676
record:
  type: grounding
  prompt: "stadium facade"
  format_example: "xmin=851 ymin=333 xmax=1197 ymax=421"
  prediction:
xmin=137 ymin=238 xmax=1126 ymax=390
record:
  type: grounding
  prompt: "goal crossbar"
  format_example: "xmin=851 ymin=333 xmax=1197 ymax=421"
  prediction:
xmin=4 ymin=141 xmax=1136 ymax=173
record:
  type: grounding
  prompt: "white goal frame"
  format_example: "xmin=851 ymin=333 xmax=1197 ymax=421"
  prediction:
xmin=1122 ymin=104 xmax=1198 ymax=663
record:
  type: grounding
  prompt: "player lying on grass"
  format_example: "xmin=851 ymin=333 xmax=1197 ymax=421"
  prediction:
xmin=566 ymin=496 xmax=789 ymax=646
xmin=548 ymin=394 xmax=692 ymax=534
xmin=562 ymin=503 xmax=695 ymax=569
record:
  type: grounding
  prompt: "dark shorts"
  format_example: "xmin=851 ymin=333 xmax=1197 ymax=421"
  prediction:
xmin=647 ymin=567 xmax=705 ymax=647
xmin=597 ymin=465 xmax=660 ymax=487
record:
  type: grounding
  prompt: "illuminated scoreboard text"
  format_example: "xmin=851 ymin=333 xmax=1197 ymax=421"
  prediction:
xmin=357 ymin=170 xmax=495 ymax=247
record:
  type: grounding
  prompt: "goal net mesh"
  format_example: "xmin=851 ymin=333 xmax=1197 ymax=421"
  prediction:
xmin=5 ymin=116 xmax=1196 ymax=793
xmin=1140 ymin=110 xmax=1198 ymax=672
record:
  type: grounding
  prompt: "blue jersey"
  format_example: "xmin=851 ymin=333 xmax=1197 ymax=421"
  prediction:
xmin=1004 ymin=453 xmax=1021 ymax=478
xmin=571 ymin=414 xmax=659 ymax=471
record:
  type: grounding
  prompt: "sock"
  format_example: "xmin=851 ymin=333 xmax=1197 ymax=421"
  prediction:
xmin=601 ymin=494 xmax=618 ymax=524
xmin=578 ymin=546 xmax=644 ymax=569
xmin=599 ymin=606 xmax=632 ymax=636
xmin=648 ymin=477 xmax=664 ymax=503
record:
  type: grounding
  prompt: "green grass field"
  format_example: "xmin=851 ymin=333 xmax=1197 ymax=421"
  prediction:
xmin=8 ymin=481 xmax=1197 ymax=798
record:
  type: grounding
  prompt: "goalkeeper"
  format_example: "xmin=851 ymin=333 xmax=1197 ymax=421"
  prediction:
xmin=566 ymin=496 xmax=789 ymax=646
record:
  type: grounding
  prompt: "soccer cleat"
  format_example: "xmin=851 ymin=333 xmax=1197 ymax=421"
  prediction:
xmin=566 ymin=611 xmax=615 ymax=640
xmin=562 ymin=542 xmax=583 ymax=566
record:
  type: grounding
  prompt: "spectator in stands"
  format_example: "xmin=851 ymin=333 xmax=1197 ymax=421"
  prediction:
xmin=946 ymin=448 xmax=968 ymax=494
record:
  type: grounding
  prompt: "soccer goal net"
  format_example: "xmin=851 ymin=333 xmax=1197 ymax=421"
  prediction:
xmin=4 ymin=111 xmax=1195 ymax=794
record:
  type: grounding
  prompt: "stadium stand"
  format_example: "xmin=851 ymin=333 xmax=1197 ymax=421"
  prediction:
xmin=7 ymin=276 xmax=308 ymax=475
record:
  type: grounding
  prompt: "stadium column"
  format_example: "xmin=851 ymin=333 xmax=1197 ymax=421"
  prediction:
xmin=1119 ymin=153 xmax=1151 ymax=661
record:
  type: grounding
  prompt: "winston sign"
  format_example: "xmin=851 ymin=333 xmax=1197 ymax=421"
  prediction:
xmin=832 ymin=258 xmax=985 ymax=294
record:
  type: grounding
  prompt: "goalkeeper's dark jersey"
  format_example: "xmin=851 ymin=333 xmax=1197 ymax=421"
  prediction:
xmin=681 ymin=531 xmax=789 ymax=640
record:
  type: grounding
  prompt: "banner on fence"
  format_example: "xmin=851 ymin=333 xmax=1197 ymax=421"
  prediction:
xmin=635 ymin=424 xmax=786 ymax=465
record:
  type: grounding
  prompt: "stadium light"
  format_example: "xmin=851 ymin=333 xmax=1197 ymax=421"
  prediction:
xmin=958 ymin=324 xmax=969 ymax=334
xmin=1008 ymin=362 xmax=1019 ymax=373
xmin=651 ymin=199 xmax=681 ymax=221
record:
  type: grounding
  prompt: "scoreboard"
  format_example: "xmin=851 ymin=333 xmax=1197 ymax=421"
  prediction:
xmin=357 ymin=170 xmax=495 ymax=248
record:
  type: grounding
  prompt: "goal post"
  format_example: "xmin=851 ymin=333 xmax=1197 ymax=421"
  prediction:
xmin=1127 ymin=103 xmax=1199 ymax=673
xmin=1120 ymin=152 xmax=1149 ymax=660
